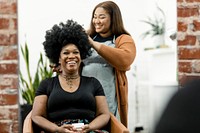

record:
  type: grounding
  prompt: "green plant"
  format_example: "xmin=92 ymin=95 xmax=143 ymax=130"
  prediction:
xmin=140 ymin=5 xmax=165 ymax=39
xmin=19 ymin=42 xmax=53 ymax=105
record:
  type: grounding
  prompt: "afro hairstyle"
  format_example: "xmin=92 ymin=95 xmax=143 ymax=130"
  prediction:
xmin=43 ymin=19 xmax=91 ymax=66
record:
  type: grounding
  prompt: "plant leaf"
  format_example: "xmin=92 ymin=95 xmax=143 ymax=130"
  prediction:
xmin=20 ymin=42 xmax=53 ymax=105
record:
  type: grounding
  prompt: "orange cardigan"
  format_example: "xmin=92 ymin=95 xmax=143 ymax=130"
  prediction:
xmin=97 ymin=34 xmax=136 ymax=127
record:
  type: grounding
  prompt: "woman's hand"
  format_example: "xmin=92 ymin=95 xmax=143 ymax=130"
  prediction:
xmin=80 ymin=124 xmax=90 ymax=133
xmin=57 ymin=124 xmax=76 ymax=133
xmin=87 ymin=35 xmax=101 ymax=51
xmin=88 ymin=35 xmax=94 ymax=47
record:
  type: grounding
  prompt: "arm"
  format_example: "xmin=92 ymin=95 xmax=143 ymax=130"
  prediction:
xmin=31 ymin=95 xmax=73 ymax=133
xmin=82 ymin=96 xmax=110 ymax=132
xmin=89 ymin=34 xmax=136 ymax=71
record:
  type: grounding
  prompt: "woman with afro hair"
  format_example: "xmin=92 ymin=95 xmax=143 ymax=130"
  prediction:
xmin=31 ymin=19 xmax=110 ymax=133
xmin=51 ymin=2 xmax=136 ymax=128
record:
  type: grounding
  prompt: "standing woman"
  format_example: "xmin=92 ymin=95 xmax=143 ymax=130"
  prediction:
xmin=82 ymin=1 xmax=136 ymax=127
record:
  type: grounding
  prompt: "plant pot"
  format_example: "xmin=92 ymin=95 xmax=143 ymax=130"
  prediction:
xmin=153 ymin=34 xmax=165 ymax=48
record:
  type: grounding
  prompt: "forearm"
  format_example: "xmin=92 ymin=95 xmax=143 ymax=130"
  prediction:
xmin=89 ymin=113 xmax=110 ymax=131
xmin=89 ymin=36 xmax=136 ymax=71
xmin=32 ymin=116 xmax=59 ymax=132
xmin=98 ymin=43 xmax=136 ymax=71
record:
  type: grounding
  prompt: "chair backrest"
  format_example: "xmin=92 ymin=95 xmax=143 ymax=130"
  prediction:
xmin=23 ymin=110 xmax=130 ymax=133
xmin=23 ymin=110 xmax=33 ymax=133
xmin=109 ymin=113 xmax=130 ymax=133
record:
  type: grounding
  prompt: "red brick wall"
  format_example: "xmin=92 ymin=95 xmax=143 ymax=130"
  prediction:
xmin=177 ymin=0 xmax=200 ymax=86
xmin=0 ymin=0 xmax=19 ymax=133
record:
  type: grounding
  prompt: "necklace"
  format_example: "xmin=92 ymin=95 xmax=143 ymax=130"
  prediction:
xmin=62 ymin=74 xmax=79 ymax=89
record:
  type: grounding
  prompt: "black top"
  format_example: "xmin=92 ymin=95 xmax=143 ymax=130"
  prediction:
xmin=94 ymin=34 xmax=114 ymax=43
xmin=36 ymin=76 xmax=105 ymax=122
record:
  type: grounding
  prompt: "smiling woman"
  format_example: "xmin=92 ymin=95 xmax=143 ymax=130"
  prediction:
xmin=30 ymin=19 xmax=110 ymax=133
xmin=18 ymin=0 xmax=177 ymax=132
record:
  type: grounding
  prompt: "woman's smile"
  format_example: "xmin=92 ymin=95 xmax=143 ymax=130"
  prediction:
xmin=66 ymin=60 xmax=77 ymax=68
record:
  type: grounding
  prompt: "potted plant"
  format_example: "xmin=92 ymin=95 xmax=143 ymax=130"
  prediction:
xmin=140 ymin=4 xmax=167 ymax=49
xmin=19 ymin=42 xmax=53 ymax=131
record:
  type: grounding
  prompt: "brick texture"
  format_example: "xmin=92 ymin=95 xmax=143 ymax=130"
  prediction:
xmin=177 ymin=0 xmax=200 ymax=86
xmin=0 ymin=0 xmax=18 ymax=133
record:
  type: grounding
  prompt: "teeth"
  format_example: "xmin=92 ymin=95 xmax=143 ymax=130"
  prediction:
xmin=95 ymin=25 xmax=101 ymax=28
xmin=68 ymin=61 xmax=76 ymax=64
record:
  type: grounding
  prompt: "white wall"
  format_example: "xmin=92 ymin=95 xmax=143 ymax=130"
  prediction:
xmin=18 ymin=0 xmax=176 ymax=78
